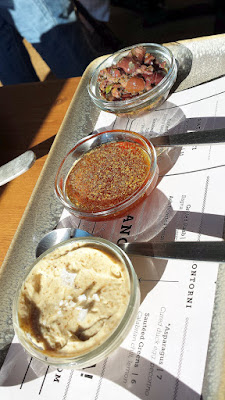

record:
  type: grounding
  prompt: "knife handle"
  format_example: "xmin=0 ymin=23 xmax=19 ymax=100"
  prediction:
xmin=120 ymin=241 xmax=225 ymax=263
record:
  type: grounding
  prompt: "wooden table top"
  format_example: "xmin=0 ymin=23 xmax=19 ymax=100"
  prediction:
xmin=0 ymin=77 xmax=81 ymax=267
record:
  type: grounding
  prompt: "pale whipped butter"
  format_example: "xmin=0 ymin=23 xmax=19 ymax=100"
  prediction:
xmin=17 ymin=241 xmax=130 ymax=358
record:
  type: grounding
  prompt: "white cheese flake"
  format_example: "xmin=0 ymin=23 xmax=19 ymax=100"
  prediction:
xmin=78 ymin=308 xmax=88 ymax=321
xmin=61 ymin=268 xmax=77 ymax=286
xmin=78 ymin=294 xmax=87 ymax=303
xmin=92 ymin=293 xmax=100 ymax=302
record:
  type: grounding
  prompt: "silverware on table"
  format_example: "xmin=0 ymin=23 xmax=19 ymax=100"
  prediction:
xmin=119 ymin=241 xmax=225 ymax=263
xmin=36 ymin=228 xmax=92 ymax=258
xmin=0 ymin=150 xmax=36 ymax=186
xmin=36 ymin=227 xmax=225 ymax=263
xmin=150 ymin=127 xmax=225 ymax=147
xmin=1 ymin=128 xmax=225 ymax=186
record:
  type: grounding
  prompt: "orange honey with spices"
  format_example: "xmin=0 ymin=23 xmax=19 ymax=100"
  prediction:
xmin=55 ymin=130 xmax=159 ymax=221
xmin=65 ymin=140 xmax=152 ymax=214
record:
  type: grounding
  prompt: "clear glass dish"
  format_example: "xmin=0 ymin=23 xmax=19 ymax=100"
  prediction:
xmin=13 ymin=237 xmax=140 ymax=369
xmin=88 ymin=42 xmax=177 ymax=117
xmin=54 ymin=130 xmax=159 ymax=221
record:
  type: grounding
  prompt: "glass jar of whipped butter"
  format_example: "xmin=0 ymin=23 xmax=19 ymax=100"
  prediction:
xmin=13 ymin=237 xmax=140 ymax=369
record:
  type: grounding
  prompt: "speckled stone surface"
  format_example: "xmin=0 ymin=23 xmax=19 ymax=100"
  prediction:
xmin=1 ymin=34 xmax=225 ymax=398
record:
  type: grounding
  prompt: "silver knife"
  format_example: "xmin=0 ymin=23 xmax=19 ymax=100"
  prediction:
xmin=150 ymin=128 xmax=225 ymax=147
xmin=120 ymin=241 xmax=225 ymax=263
xmin=2 ymin=128 xmax=224 ymax=186
xmin=0 ymin=150 xmax=36 ymax=186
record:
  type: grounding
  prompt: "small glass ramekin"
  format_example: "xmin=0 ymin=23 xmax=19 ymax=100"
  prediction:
xmin=13 ymin=237 xmax=140 ymax=369
xmin=54 ymin=130 xmax=159 ymax=221
xmin=88 ymin=42 xmax=177 ymax=117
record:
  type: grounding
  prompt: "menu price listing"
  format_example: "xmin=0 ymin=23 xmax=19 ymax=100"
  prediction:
xmin=1 ymin=76 xmax=225 ymax=399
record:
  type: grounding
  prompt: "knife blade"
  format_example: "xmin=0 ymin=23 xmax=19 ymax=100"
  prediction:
xmin=0 ymin=150 xmax=36 ymax=186
xmin=119 ymin=241 xmax=225 ymax=263
xmin=150 ymin=128 xmax=225 ymax=147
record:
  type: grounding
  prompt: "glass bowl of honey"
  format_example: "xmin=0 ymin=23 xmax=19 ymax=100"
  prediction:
xmin=55 ymin=130 xmax=159 ymax=221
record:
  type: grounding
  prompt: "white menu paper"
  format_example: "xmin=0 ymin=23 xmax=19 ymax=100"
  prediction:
xmin=1 ymin=76 xmax=225 ymax=399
